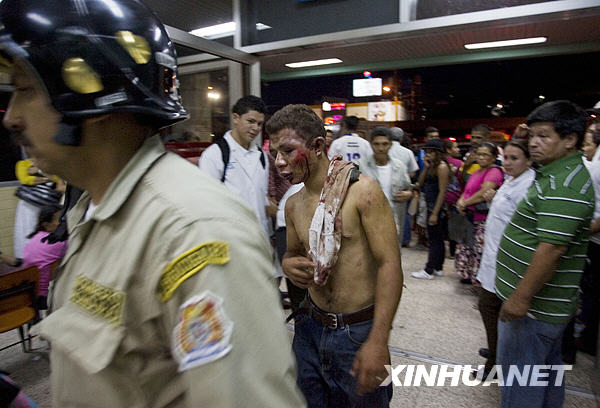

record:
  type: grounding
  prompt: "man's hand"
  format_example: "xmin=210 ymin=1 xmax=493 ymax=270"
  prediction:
xmin=350 ymin=339 xmax=390 ymax=395
xmin=282 ymin=256 xmax=314 ymax=288
xmin=499 ymin=295 xmax=530 ymax=322
xmin=428 ymin=213 xmax=438 ymax=226
xmin=393 ymin=190 xmax=412 ymax=203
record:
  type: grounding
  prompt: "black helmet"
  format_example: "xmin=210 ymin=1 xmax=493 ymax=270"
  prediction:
xmin=0 ymin=0 xmax=188 ymax=140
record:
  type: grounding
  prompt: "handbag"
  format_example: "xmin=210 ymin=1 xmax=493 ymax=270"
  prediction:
xmin=15 ymin=183 xmax=62 ymax=208
xmin=474 ymin=201 xmax=490 ymax=214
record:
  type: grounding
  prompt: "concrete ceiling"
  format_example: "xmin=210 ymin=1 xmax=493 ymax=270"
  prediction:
xmin=150 ymin=0 xmax=600 ymax=81
xmin=143 ymin=0 xmax=232 ymax=32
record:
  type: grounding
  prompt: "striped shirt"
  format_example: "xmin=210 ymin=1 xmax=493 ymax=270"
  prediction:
xmin=495 ymin=152 xmax=595 ymax=324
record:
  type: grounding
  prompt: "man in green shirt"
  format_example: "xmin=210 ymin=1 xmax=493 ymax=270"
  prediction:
xmin=495 ymin=100 xmax=594 ymax=407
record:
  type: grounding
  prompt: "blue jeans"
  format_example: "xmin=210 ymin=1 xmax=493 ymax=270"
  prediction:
xmin=497 ymin=317 xmax=568 ymax=408
xmin=292 ymin=312 xmax=392 ymax=407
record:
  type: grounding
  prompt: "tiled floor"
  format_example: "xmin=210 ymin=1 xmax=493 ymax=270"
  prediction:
xmin=1 ymin=245 xmax=597 ymax=407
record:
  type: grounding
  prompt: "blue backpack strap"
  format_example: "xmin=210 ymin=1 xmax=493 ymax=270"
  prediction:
xmin=215 ymin=137 xmax=265 ymax=183
xmin=214 ymin=138 xmax=230 ymax=182
xmin=259 ymin=148 xmax=265 ymax=169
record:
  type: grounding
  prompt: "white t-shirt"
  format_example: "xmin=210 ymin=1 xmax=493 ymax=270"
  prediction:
xmin=376 ymin=163 xmax=393 ymax=204
xmin=476 ymin=168 xmax=535 ymax=292
xmin=199 ymin=131 xmax=270 ymax=235
xmin=276 ymin=183 xmax=304 ymax=229
xmin=389 ymin=141 xmax=419 ymax=174
xmin=328 ymin=133 xmax=373 ymax=165
xmin=584 ymin=153 xmax=600 ymax=244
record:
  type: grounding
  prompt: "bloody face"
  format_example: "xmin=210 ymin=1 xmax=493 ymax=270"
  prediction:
xmin=271 ymin=128 xmax=313 ymax=184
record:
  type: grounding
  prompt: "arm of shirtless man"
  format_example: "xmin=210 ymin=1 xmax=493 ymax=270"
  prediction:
xmin=282 ymin=191 xmax=314 ymax=289
xmin=349 ymin=177 xmax=403 ymax=394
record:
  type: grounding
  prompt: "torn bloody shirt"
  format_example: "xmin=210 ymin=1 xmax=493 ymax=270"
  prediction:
xmin=309 ymin=156 xmax=357 ymax=286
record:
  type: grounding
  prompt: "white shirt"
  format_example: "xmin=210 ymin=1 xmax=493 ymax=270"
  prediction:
xmin=584 ymin=152 xmax=600 ymax=244
xmin=476 ymin=168 xmax=535 ymax=292
xmin=389 ymin=141 xmax=419 ymax=174
xmin=276 ymin=183 xmax=304 ymax=229
xmin=199 ymin=131 xmax=270 ymax=235
xmin=328 ymin=133 xmax=373 ymax=165
xmin=376 ymin=163 xmax=393 ymax=204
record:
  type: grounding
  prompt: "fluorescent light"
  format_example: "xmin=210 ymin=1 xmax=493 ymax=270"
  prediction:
xmin=286 ymin=58 xmax=343 ymax=68
xmin=464 ymin=37 xmax=547 ymax=50
xmin=190 ymin=22 xmax=236 ymax=38
xmin=255 ymin=23 xmax=272 ymax=31
xmin=190 ymin=22 xmax=271 ymax=39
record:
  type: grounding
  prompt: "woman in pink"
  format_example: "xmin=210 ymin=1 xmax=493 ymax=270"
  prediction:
xmin=455 ymin=142 xmax=503 ymax=284
xmin=23 ymin=205 xmax=68 ymax=310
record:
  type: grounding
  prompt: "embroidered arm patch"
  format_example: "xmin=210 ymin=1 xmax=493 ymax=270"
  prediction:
xmin=172 ymin=291 xmax=233 ymax=372
xmin=69 ymin=274 xmax=126 ymax=326
xmin=159 ymin=241 xmax=230 ymax=302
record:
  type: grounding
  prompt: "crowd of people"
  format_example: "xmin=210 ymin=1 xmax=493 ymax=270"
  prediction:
xmin=0 ymin=1 xmax=598 ymax=408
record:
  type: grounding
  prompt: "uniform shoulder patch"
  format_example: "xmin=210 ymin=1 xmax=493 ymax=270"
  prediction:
xmin=172 ymin=291 xmax=233 ymax=371
xmin=159 ymin=241 xmax=230 ymax=302
xmin=70 ymin=274 xmax=126 ymax=326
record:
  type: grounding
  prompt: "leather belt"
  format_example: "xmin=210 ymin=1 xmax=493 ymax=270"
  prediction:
xmin=307 ymin=299 xmax=374 ymax=329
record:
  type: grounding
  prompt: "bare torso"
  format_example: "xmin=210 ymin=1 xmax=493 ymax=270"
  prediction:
xmin=287 ymin=177 xmax=378 ymax=313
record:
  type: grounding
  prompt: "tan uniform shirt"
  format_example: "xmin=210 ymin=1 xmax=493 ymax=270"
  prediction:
xmin=39 ymin=135 xmax=305 ymax=408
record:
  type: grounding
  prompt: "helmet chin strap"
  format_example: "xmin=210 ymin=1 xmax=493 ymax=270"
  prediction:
xmin=54 ymin=119 xmax=82 ymax=146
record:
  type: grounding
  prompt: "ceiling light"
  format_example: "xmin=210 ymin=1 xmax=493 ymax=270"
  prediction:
xmin=285 ymin=58 xmax=343 ymax=69
xmin=464 ymin=37 xmax=547 ymax=50
xmin=190 ymin=22 xmax=271 ymax=39
xmin=207 ymin=91 xmax=220 ymax=100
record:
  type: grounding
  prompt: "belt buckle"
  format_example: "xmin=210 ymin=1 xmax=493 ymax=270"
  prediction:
xmin=326 ymin=313 xmax=338 ymax=329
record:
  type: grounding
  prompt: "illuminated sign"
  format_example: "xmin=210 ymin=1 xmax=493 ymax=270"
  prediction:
xmin=322 ymin=102 xmax=346 ymax=112
xmin=368 ymin=101 xmax=395 ymax=121
xmin=353 ymin=78 xmax=382 ymax=97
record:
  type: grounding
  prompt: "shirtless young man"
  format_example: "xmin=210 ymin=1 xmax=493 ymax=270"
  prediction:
xmin=266 ymin=105 xmax=403 ymax=407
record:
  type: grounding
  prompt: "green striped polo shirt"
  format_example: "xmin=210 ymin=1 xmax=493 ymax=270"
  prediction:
xmin=495 ymin=152 xmax=595 ymax=324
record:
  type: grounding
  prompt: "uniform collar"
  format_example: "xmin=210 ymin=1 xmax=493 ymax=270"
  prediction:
xmin=536 ymin=152 xmax=583 ymax=178
xmin=70 ymin=135 xmax=167 ymax=227
xmin=225 ymin=131 xmax=259 ymax=153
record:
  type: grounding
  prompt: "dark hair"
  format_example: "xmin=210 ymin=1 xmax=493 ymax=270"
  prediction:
xmin=471 ymin=124 xmax=490 ymax=137
xmin=400 ymin=133 xmax=411 ymax=148
xmin=505 ymin=140 xmax=530 ymax=159
xmin=425 ymin=126 xmax=439 ymax=135
xmin=265 ymin=104 xmax=326 ymax=150
xmin=443 ymin=139 xmax=456 ymax=153
xmin=586 ymin=123 xmax=600 ymax=146
xmin=343 ymin=116 xmax=359 ymax=131
xmin=478 ymin=141 xmax=498 ymax=157
xmin=527 ymin=100 xmax=587 ymax=149
xmin=369 ymin=126 xmax=392 ymax=142
xmin=232 ymin=95 xmax=266 ymax=116
xmin=27 ymin=205 xmax=61 ymax=239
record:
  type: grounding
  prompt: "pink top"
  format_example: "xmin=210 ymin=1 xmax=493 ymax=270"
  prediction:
xmin=23 ymin=231 xmax=68 ymax=297
xmin=463 ymin=167 xmax=503 ymax=222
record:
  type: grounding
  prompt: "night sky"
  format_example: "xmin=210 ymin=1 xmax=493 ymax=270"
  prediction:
xmin=261 ymin=52 xmax=600 ymax=119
